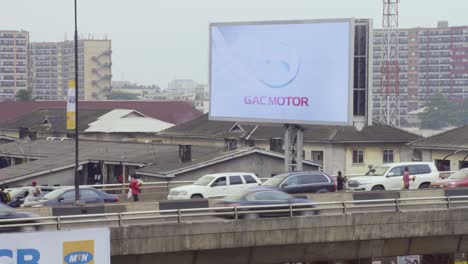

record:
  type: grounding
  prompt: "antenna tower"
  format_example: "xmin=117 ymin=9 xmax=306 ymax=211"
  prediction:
xmin=379 ymin=0 xmax=401 ymax=126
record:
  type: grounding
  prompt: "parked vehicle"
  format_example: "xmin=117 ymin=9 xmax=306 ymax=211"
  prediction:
xmin=346 ymin=162 xmax=439 ymax=191
xmin=218 ymin=187 xmax=317 ymax=219
xmin=22 ymin=186 xmax=119 ymax=207
xmin=0 ymin=203 xmax=39 ymax=232
xmin=6 ymin=186 xmax=57 ymax=208
xmin=430 ymin=168 xmax=468 ymax=189
xmin=261 ymin=172 xmax=336 ymax=194
xmin=167 ymin=172 xmax=261 ymax=200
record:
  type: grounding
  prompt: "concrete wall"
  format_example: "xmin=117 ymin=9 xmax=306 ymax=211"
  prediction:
xmin=110 ymin=208 xmax=468 ymax=263
xmin=345 ymin=143 xmax=408 ymax=175
xmin=10 ymin=167 xmax=76 ymax=187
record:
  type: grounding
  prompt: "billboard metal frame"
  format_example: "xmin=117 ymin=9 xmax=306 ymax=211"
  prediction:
xmin=209 ymin=18 xmax=355 ymax=126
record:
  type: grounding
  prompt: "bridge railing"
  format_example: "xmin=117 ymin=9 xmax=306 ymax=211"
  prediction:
xmin=1 ymin=195 xmax=468 ymax=231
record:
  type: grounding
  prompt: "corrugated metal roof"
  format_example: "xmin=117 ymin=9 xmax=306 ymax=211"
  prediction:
xmin=408 ymin=125 xmax=468 ymax=150
xmin=84 ymin=109 xmax=173 ymax=133
xmin=0 ymin=101 xmax=201 ymax=125
xmin=159 ymin=114 xmax=422 ymax=143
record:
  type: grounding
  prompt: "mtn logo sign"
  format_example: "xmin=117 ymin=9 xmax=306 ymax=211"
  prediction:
xmin=63 ymin=240 xmax=94 ymax=264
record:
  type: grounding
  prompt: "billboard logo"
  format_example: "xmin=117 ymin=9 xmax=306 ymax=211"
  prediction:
xmin=0 ymin=249 xmax=40 ymax=264
xmin=254 ymin=42 xmax=300 ymax=89
xmin=63 ymin=240 xmax=94 ymax=264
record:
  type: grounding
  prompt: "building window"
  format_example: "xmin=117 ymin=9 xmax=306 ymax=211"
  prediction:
xmin=352 ymin=149 xmax=364 ymax=164
xmin=383 ymin=149 xmax=394 ymax=163
xmin=311 ymin=151 xmax=323 ymax=164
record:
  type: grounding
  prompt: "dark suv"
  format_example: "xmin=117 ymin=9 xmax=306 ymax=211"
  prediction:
xmin=262 ymin=172 xmax=336 ymax=194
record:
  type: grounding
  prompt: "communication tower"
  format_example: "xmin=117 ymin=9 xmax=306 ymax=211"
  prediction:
xmin=379 ymin=0 xmax=401 ymax=126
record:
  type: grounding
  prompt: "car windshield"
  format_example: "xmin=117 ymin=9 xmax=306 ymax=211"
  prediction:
xmin=193 ymin=176 xmax=215 ymax=186
xmin=367 ymin=166 xmax=390 ymax=176
xmin=43 ymin=188 xmax=66 ymax=200
xmin=262 ymin=174 xmax=290 ymax=186
xmin=449 ymin=169 xmax=468 ymax=180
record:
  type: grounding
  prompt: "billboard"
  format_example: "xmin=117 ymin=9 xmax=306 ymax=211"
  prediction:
xmin=0 ymin=228 xmax=110 ymax=264
xmin=209 ymin=19 xmax=354 ymax=125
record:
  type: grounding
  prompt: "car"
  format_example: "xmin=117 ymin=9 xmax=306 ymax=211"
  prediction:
xmin=0 ymin=203 xmax=39 ymax=232
xmin=22 ymin=186 xmax=119 ymax=207
xmin=167 ymin=172 xmax=261 ymax=200
xmin=6 ymin=186 xmax=57 ymax=207
xmin=261 ymin=171 xmax=336 ymax=194
xmin=430 ymin=168 xmax=468 ymax=189
xmin=346 ymin=162 xmax=439 ymax=191
xmin=217 ymin=187 xmax=317 ymax=219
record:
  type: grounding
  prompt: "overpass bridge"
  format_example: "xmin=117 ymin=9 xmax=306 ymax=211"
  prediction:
xmin=4 ymin=194 xmax=468 ymax=263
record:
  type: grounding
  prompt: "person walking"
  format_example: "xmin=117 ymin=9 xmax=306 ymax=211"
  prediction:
xmin=402 ymin=167 xmax=414 ymax=190
xmin=129 ymin=174 xmax=140 ymax=202
xmin=336 ymin=171 xmax=347 ymax=191
xmin=31 ymin=181 xmax=41 ymax=197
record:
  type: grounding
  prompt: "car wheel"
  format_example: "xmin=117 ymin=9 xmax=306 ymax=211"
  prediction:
xmin=244 ymin=213 xmax=259 ymax=220
xmin=371 ymin=185 xmax=385 ymax=191
xmin=190 ymin=194 xmax=203 ymax=199
xmin=419 ymin=183 xmax=430 ymax=189
xmin=20 ymin=226 xmax=37 ymax=232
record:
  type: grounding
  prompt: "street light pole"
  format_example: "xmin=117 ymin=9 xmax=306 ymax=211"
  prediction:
xmin=74 ymin=0 xmax=80 ymax=203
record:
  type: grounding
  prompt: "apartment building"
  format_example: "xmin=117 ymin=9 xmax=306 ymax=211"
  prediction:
xmin=373 ymin=21 xmax=468 ymax=121
xmin=29 ymin=39 xmax=112 ymax=100
xmin=0 ymin=30 xmax=29 ymax=101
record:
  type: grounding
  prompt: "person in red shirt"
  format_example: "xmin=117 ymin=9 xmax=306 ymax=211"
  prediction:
xmin=129 ymin=174 xmax=140 ymax=202
xmin=402 ymin=167 xmax=415 ymax=190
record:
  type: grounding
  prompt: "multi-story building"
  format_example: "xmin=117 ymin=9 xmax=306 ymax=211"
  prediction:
xmin=373 ymin=21 xmax=468 ymax=123
xmin=29 ymin=39 xmax=112 ymax=100
xmin=0 ymin=30 xmax=29 ymax=101
xmin=167 ymin=79 xmax=198 ymax=94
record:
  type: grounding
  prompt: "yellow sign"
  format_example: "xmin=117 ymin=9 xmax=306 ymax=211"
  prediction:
xmin=63 ymin=240 xmax=94 ymax=264
xmin=67 ymin=80 xmax=76 ymax=130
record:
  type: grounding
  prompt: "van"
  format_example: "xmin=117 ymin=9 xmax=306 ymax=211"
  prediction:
xmin=346 ymin=162 xmax=439 ymax=191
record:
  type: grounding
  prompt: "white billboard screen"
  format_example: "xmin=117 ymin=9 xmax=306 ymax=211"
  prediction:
xmin=210 ymin=19 xmax=354 ymax=125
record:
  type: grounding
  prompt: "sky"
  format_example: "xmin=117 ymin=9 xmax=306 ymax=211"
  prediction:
xmin=2 ymin=0 xmax=468 ymax=88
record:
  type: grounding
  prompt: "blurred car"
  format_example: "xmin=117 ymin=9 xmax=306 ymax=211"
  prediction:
xmin=22 ymin=186 xmax=119 ymax=207
xmin=168 ymin=172 xmax=261 ymax=200
xmin=430 ymin=168 xmax=468 ymax=189
xmin=6 ymin=186 xmax=57 ymax=207
xmin=217 ymin=187 xmax=317 ymax=219
xmin=0 ymin=203 xmax=39 ymax=232
xmin=262 ymin=172 xmax=336 ymax=194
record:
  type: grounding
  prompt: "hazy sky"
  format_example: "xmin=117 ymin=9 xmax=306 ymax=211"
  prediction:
xmin=2 ymin=0 xmax=468 ymax=87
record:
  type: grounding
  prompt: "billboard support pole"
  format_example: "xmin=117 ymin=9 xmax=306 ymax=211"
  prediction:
xmin=284 ymin=124 xmax=304 ymax=172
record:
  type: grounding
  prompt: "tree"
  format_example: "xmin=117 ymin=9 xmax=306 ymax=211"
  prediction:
xmin=15 ymin=89 xmax=33 ymax=101
xmin=419 ymin=94 xmax=468 ymax=129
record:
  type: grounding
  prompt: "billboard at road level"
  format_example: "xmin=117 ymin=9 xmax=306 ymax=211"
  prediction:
xmin=209 ymin=19 xmax=354 ymax=125
xmin=0 ymin=228 xmax=109 ymax=264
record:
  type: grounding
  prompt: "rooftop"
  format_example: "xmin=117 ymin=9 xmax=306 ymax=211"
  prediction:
xmin=0 ymin=101 xmax=202 ymax=125
xmin=0 ymin=139 xmax=223 ymax=184
xmin=408 ymin=125 xmax=468 ymax=151
xmin=159 ymin=114 xmax=422 ymax=143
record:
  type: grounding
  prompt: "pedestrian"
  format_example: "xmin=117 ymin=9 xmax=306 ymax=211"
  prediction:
xmin=129 ymin=174 xmax=140 ymax=202
xmin=31 ymin=181 xmax=41 ymax=197
xmin=402 ymin=167 xmax=415 ymax=190
xmin=336 ymin=171 xmax=347 ymax=191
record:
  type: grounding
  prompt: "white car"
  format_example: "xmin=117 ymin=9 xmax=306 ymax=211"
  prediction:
xmin=346 ymin=162 xmax=439 ymax=191
xmin=167 ymin=172 xmax=261 ymax=200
